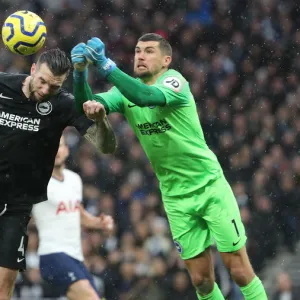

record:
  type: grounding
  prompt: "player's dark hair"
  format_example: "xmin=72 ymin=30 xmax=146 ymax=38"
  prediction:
xmin=37 ymin=48 xmax=71 ymax=76
xmin=138 ymin=33 xmax=172 ymax=56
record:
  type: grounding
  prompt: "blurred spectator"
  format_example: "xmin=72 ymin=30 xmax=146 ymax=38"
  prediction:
xmin=272 ymin=272 xmax=300 ymax=300
xmin=168 ymin=271 xmax=197 ymax=300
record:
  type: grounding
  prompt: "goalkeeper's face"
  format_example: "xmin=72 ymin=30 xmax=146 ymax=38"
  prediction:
xmin=134 ymin=41 xmax=170 ymax=79
xmin=54 ymin=135 xmax=69 ymax=168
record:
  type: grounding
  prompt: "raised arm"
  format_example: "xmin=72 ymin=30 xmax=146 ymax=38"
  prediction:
xmin=107 ymin=68 xmax=166 ymax=107
xmin=71 ymin=43 xmax=116 ymax=154
xmin=71 ymin=43 xmax=93 ymax=113
xmin=83 ymin=37 xmax=166 ymax=107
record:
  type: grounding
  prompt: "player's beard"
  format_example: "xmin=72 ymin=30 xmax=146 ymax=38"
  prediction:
xmin=29 ymin=78 xmax=51 ymax=102
xmin=137 ymin=71 xmax=152 ymax=79
xmin=134 ymin=69 xmax=153 ymax=80
xmin=134 ymin=64 xmax=163 ymax=81
xmin=28 ymin=78 xmax=39 ymax=102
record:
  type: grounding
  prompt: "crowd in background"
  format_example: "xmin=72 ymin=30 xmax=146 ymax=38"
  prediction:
xmin=0 ymin=0 xmax=300 ymax=299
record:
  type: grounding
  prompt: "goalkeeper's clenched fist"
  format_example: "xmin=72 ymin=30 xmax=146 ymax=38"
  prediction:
xmin=83 ymin=37 xmax=117 ymax=77
xmin=71 ymin=43 xmax=89 ymax=71
xmin=71 ymin=37 xmax=117 ymax=78
xmin=71 ymin=42 xmax=89 ymax=81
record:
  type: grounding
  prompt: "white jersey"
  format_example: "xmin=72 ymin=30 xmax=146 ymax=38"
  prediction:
xmin=32 ymin=169 xmax=83 ymax=261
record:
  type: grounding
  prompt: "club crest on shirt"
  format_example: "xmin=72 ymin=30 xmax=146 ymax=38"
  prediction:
xmin=36 ymin=101 xmax=52 ymax=115
xmin=174 ymin=240 xmax=183 ymax=254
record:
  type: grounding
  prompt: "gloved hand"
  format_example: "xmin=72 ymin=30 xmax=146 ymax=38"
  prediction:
xmin=83 ymin=37 xmax=117 ymax=77
xmin=71 ymin=42 xmax=88 ymax=81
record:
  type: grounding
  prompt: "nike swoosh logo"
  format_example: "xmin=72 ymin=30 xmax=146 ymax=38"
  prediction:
xmin=0 ymin=204 xmax=7 ymax=216
xmin=232 ymin=239 xmax=241 ymax=246
xmin=0 ymin=93 xmax=13 ymax=100
xmin=17 ymin=257 xmax=25 ymax=263
xmin=128 ymin=104 xmax=136 ymax=108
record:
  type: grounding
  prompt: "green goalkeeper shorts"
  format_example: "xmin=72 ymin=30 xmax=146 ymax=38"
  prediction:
xmin=163 ymin=175 xmax=247 ymax=260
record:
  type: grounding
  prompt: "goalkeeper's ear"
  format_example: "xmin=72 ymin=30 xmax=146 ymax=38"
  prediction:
xmin=162 ymin=55 xmax=172 ymax=68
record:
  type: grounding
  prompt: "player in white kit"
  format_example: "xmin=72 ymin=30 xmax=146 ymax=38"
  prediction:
xmin=32 ymin=135 xmax=114 ymax=300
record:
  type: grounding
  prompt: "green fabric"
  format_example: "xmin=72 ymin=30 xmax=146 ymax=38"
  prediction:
xmin=163 ymin=175 xmax=247 ymax=259
xmin=93 ymin=88 xmax=124 ymax=114
xmin=240 ymin=276 xmax=268 ymax=300
xmin=107 ymin=67 xmax=166 ymax=106
xmin=196 ymin=283 xmax=225 ymax=300
xmin=73 ymin=79 xmax=93 ymax=113
xmin=96 ymin=69 xmax=223 ymax=197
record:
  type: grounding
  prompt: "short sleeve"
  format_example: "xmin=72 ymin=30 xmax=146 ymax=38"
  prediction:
xmin=76 ymin=173 xmax=83 ymax=202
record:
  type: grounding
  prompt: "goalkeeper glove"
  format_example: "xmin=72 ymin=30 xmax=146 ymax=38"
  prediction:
xmin=71 ymin=43 xmax=88 ymax=81
xmin=83 ymin=37 xmax=117 ymax=78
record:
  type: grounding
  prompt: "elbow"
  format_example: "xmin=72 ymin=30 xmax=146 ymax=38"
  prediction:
xmin=133 ymin=89 xmax=161 ymax=107
xmin=130 ymin=91 xmax=150 ymax=107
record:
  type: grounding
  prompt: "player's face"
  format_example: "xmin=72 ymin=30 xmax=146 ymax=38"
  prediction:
xmin=134 ymin=41 xmax=170 ymax=79
xmin=29 ymin=63 xmax=67 ymax=102
xmin=54 ymin=136 xmax=69 ymax=168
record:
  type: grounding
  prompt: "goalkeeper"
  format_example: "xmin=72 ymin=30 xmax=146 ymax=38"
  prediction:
xmin=71 ymin=34 xmax=268 ymax=300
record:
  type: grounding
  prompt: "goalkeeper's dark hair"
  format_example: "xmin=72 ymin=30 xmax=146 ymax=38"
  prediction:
xmin=138 ymin=33 xmax=172 ymax=56
xmin=37 ymin=48 xmax=71 ymax=77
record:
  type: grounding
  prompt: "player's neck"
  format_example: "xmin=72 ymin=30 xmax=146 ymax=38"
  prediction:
xmin=22 ymin=76 xmax=32 ymax=99
xmin=141 ymin=68 xmax=168 ymax=85
xmin=52 ymin=167 xmax=64 ymax=181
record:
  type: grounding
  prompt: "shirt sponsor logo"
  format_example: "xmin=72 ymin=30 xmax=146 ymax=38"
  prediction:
xmin=136 ymin=119 xmax=171 ymax=135
xmin=0 ymin=112 xmax=40 ymax=131
xmin=56 ymin=200 xmax=80 ymax=215
xmin=163 ymin=76 xmax=182 ymax=92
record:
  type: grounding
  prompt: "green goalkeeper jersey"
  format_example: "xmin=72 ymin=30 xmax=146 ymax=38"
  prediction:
xmin=96 ymin=69 xmax=222 ymax=196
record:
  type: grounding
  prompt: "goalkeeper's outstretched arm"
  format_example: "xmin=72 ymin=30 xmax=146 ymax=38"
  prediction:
xmin=72 ymin=37 xmax=166 ymax=110
xmin=73 ymin=67 xmax=166 ymax=110
xmin=106 ymin=68 xmax=166 ymax=107
xmin=81 ymin=37 xmax=166 ymax=107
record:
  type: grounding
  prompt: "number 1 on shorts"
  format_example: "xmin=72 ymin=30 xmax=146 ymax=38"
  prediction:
xmin=232 ymin=219 xmax=240 ymax=237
